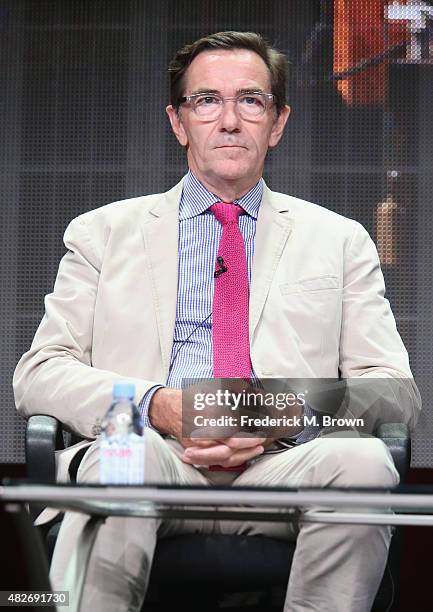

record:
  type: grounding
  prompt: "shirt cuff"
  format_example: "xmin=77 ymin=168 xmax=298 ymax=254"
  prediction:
xmin=138 ymin=385 xmax=165 ymax=432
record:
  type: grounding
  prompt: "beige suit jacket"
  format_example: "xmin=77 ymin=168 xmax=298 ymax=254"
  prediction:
xmin=13 ymin=176 xmax=421 ymax=473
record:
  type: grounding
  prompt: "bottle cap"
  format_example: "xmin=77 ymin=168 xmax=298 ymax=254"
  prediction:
xmin=112 ymin=382 xmax=135 ymax=400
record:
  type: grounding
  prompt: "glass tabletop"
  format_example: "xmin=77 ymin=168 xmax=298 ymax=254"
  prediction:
xmin=2 ymin=480 xmax=433 ymax=526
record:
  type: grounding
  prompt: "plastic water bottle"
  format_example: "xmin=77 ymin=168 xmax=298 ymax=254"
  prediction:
xmin=100 ymin=382 xmax=145 ymax=484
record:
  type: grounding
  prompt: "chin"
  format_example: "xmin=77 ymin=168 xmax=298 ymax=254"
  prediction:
xmin=211 ymin=161 xmax=251 ymax=181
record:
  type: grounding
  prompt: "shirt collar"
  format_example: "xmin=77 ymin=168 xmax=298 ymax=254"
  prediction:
xmin=179 ymin=170 xmax=263 ymax=221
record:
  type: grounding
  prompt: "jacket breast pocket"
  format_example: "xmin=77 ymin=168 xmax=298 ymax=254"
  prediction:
xmin=279 ymin=275 xmax=340 ymax=296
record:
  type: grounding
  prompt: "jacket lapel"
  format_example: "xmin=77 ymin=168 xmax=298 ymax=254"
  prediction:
xmin=140 ymin=179 xmax=184 ymax=377
xmin=249 ymin=185 xmax=294 ymax=340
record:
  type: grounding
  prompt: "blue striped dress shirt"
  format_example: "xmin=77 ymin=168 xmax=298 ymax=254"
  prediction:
xmin=139 ymin=170 xmax=262 ymax=429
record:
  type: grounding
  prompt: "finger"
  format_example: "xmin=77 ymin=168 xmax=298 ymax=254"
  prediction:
xmin=181 ymin=438 xmax=219 ymax=449
xmin=192 ymin=439 xmax=220 ymax=448
xmin=182 ymin=443 xmax=264 ymax=466
xmin=189 ymin=427 xmax=238 ymax=440
xmin=223 ymin=445 xmax=265 ymax=467
xmin=182 ymin=443 xmax=234 ymax=465
xmin=221 ymin=436 xmax=267 ymax=450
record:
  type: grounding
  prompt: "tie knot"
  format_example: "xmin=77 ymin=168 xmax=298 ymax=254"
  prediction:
xmin=210 ymin=202 xmax=244 ymax=225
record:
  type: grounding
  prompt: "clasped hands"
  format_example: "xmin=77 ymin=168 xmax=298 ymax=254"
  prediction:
xmin=148 ymin=380 xmax=273 ymax=468
xmin=182 ymin=434 xmax=268 ymax=468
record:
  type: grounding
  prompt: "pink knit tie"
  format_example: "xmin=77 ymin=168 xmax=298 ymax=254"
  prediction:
xmin=208 ymin=202 xmax=250 ymax=474
xmin=209 ymin=202 xmax=251 ymax=472
xmin=210 ymin=202 xmax=251 ymax=379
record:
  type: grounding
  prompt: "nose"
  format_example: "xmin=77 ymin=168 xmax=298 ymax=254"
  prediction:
xmin=218 ymin=99 xmax=241 ymax=132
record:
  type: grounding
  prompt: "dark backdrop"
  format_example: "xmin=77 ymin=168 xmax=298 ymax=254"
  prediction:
xmin=1 ymin=0 xmax=432 ymax=466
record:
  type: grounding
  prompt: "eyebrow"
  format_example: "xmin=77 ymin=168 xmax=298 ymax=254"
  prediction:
xmin=189 ymin=87 xmax=266 ymax=96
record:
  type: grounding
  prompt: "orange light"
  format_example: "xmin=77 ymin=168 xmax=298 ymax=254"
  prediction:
xmin=334 ymin=0 xmax=408 ymax=105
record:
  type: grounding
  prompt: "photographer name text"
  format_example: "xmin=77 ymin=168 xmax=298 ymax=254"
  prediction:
xmin=193 ymin=415 xmax=365 ymax=428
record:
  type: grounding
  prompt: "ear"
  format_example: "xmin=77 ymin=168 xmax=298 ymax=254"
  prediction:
xmin=269 ymin=105 xmax=291 ymax=148
xmin=166 ymin=105 xmax=189 ymax=147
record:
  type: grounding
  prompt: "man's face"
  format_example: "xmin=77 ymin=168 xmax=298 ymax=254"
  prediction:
xmin=166 ymin=49 xmax=290 ymax=191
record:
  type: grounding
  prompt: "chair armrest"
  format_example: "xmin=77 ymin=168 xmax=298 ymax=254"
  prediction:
xmin=375 ymin=423 xmax=411 ymax=483
xmin=25 ymin=415 xmax=64 ymax=484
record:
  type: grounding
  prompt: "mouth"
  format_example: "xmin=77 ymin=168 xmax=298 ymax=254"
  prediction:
xmin=215 ymin=145 xmax=246 ymax=149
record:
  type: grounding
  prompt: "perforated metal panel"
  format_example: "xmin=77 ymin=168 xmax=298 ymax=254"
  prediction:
xmin=1 ymin=0 xmax=432 ymax=466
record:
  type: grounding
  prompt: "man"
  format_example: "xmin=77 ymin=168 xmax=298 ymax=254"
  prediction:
xmin=14 ymin=31 xmax=420 ymax=611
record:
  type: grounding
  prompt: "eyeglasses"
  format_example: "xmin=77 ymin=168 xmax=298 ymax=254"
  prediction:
xmin=178 ymin=92 xmax=275 ymax=120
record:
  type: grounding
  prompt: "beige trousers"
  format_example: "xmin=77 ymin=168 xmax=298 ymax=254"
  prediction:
xmin=50 ymin=429 xmax=399 ymax=612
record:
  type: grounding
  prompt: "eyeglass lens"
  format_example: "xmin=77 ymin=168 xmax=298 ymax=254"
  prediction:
xmin=193 ymin=94 xmax=268 ymax=118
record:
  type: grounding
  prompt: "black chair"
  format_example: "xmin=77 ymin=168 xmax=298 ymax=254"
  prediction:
xmin=26 ymin=415 xmax=410 ymax=612
xmin=0 ymin=502 xmax=56 ymax=612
